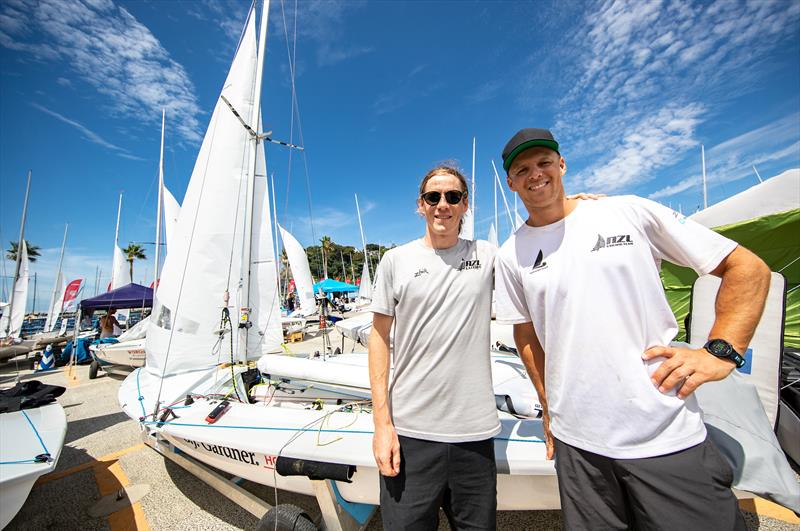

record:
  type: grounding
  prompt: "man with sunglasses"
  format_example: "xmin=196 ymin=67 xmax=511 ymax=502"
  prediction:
xmin=494 ymin=128 xmax=771 ymax=530
xmin=369 ymin=165 xmax=500 ymax=530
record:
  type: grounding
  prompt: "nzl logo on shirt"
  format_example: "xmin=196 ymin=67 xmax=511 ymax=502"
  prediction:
xmin=530 ymin=249 xmax=548 ymax=273
xmin=457 ymin=258 xmax=482 ymax=271
xmin=591 ymin=233 xmax=633 ymax=252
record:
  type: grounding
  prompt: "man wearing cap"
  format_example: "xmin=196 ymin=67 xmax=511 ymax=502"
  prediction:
xmin=494 ymin=128 xmax=771 ymax=529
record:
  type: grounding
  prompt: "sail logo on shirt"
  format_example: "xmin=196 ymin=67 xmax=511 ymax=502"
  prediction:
xmin=457 ymin=258 xmax=482 ymax=271
xmin=413 ymin=268 xmax=429 ymax=278
xmin=591 ymin=233 xmax=633 ymax=252
xmin=530 ymin=249 xmax=548 ymax=272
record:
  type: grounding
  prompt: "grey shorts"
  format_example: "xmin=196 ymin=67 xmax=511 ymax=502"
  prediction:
xmin=554 ymin=436 xmax=746 ymax=531
xmin=379 ymin=435 xmax=497 ymax=531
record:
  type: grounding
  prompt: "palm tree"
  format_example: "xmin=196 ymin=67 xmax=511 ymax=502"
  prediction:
xmin=6 ymin=240 xmax=41 ymax=263
xmin=320 ymin=236 xmax=332 ymax=279
xmin=123 ymin=243 xmax=147 ymax=282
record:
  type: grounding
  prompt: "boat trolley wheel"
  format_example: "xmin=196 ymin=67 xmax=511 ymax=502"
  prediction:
xmin=256 ymin=504 xmax=316 ymax=531
xmin=89 ymin=360 xmax=100 ymax=379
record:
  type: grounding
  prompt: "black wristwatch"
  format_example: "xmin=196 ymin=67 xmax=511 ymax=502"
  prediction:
xmin=703 ymin=339 xmax=746 ymax=369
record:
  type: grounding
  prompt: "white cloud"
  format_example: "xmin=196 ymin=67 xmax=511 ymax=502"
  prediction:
xmin=0 ymin=0 xmax=204 ymax=144
xmin=466 ymin=80 xmax=504 ymax=104
xmin=535 ymin=0 xmax=800 ymax=193
xmin=31 ymin=102 xmax=144 ymax=160
xmin=272 ymin=0 xmax=371 ymax=68
xmin=572 ymin=104 xmax=705 ymax=192
xmin=648 ymin=120 xmax=800 ymax=200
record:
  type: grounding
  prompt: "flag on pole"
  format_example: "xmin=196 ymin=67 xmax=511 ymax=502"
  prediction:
xmin=62 ymin=279 xmax=83 ymax=313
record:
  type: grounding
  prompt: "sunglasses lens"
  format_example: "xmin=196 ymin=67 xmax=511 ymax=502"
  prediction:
xmin=444 ymin=191 xmax=463 ymax=204
xmin=422 ymin=191 xmax=441 ymax=205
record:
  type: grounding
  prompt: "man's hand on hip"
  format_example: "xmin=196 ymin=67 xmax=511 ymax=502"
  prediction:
xmin=643 ymin=345 xmax=736 ymax=399
xmin=373 ymin=423 xmax=401 ymax=477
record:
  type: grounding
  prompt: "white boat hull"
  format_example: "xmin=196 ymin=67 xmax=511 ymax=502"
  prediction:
xmin=90 ymin=339 xmax=146 ymax=368
xmin=0 ymin=403 xmax=67 ymax=528
xmin=120 ymin=353 xmax=559 ymax=510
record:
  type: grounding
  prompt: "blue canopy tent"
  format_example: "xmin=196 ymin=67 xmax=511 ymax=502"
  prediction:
xmin=80 ymin=283 xmax=153 ymax=311
xmin=312 ymin=278 xmax=358 ymax=294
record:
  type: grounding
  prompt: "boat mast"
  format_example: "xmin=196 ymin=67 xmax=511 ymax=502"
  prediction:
xmin=239 ymin=0 xmax=271 ymax=359
xmin=752 ymin=165 xmax=763 ymax=184
xmin=471 ymin=137 xmax=476 ymax=214
xmin=701 ymin=144 xmax=707 ymax=209
xmin=112 ymin=193 xmax=123 ymax=287
xmin=154 ymin=109 xmax=165 ymax=297
xmin=5 ymin=170 xmax=31 ymax=337
xmin=354 ymin=193 xmax=371 ymax=279
xmin=493 ymin=162 xmax=498 ymax=239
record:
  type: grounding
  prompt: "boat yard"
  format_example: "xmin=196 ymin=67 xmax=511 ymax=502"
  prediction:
xmin=2 ymin=325 xmax=799 ymax=531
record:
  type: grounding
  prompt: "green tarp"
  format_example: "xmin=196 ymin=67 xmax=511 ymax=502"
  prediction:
xmin=661 ymin=208 xmax=800 ymax=348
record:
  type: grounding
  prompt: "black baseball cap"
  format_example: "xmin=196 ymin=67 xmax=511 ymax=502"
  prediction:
xmin=502 ymin=128 xmax=559 ymax=172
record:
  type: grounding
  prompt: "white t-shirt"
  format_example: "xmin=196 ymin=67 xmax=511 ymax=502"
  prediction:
xmin=370 ymin=238 xmax=501 ymax=443
xmin=495 ymin=196 xmax=737 ymax=458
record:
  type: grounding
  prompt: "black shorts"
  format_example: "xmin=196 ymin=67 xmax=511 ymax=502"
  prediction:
xmin=554 ymin=436 xmax=746 ymax=531
xmin=380 ymin=435 xmax=497 ymax=531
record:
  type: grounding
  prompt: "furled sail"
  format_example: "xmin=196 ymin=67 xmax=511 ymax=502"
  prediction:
xmin=278 ymin=225 xmax=316 ymax=316
xmin=0 ymin=241 xmax=28 ymax=338
xmin=358 ymin=260 xmax=372 ymax=301
xmin=163 ymin=186 xmax=180 ymax=249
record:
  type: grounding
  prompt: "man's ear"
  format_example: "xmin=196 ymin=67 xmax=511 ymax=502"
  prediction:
xmin=416 ymin=198 xmax=424 ymax=216
xmin=560 ymin=157 xmax=567 ymax=177
xmin=506 ymin=176 xmax=515 ymax=192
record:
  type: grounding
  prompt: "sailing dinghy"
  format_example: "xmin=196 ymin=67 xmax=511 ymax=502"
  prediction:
xmin=0 ymin=381 xmax=67 ymax=528
xmin=117 ymin=1 xmax=557 ymax=524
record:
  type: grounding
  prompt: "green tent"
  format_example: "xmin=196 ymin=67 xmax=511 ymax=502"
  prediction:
xmin=661 ymin=170 xmax=800 ymax=348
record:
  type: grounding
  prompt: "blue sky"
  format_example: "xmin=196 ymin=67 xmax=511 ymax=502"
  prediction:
xmin=1 ymin=0 xmax=799 ymax=311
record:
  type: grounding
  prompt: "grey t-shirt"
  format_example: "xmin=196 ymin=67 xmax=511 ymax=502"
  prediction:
xmin=370 ymin=238 xmax=501 ymax=443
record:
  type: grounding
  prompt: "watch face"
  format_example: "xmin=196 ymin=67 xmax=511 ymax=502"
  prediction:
xmin=707 ymin=339 xmax=730 ymax=356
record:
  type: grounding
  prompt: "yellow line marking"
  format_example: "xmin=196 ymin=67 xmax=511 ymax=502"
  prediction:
xmin=34 ymin=442 xmax=150 ymax=531
xmin=96 ymin=458 xmax=150 ymax=531
xmin=35 ymin=443 xmax=146 ymax=486
xmin=739 ymin=497 xmax=800 ymax=524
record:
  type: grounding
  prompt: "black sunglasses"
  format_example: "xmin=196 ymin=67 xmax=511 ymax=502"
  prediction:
xmin=420 ymin=190 xmax=465 ymax=206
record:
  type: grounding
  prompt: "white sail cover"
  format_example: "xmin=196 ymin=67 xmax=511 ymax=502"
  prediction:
xmin=110 ymin=245 xmax=131 ymax=290
xmin=358 ymin=260 xmax=372 ymax=301
xmin=278 ymin=225 xmax=315 ymax=315
xmin=146 ymin=9 xmax=280 ymax=377
xmin=0 ymin=241 xmax=28 ymax=338
xmin=488 ymin=222 xmax=498 ymax=248
xmin=163 ymin=185 xmax=181 ymax=249
xmin=459 ymin=208 xmax=474 ymax=240
xmin=44 ymin=273 xmax=65 ymax=333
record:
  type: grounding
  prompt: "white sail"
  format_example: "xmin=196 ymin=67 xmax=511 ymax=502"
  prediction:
xmin=488 ymin=222 xmax=498 ymax=248
xmin=145 ymin=9 xmax=276 ymax=376
xmin=358 ymin=259 xmax=372 ymax=301
xmin=514 ymin=210 xmax=526 ymax=230
xmin=163 ymin=186 xmax=180 ymax=250
xmin=278 ymin=225 xmax=315 ymax=316
xmin=0 ymin=241 xmax=28 ymax=338
xmin=110 ymin=244 xmax=130 ymax=290
xmin=248 ymin=125 xmax=283 ymax=357
xmin=459 ymin=208 xmax=474 ymax=240
xmin=44 ymin=273 xmax=64 ymax=333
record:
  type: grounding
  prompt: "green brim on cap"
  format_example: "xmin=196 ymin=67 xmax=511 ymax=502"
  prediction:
xmin=503 ymin=140 xmax=560 ymax=172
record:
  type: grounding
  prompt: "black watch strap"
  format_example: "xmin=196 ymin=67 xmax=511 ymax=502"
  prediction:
xmin=703 ymin=339 xmax=746 ymax=369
